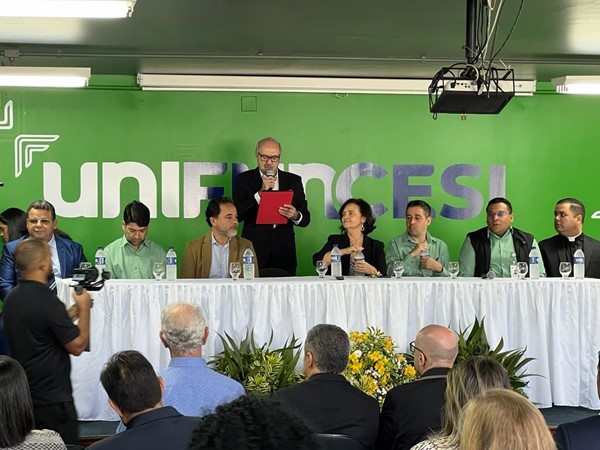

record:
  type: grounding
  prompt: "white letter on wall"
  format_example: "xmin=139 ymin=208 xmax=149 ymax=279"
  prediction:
xmin=183 ymin=163 xmax=227 ymax=219
xmin=43 ymin=162 xmax=98 ymax=218
xmin=162 ymin=161 xmax=180 ymax=218
xmin=102 ymin=162 xmax=157 ymax=218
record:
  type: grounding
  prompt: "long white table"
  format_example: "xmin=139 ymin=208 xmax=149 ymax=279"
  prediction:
xmin=58 ymin=277 xmax=600 ymax=420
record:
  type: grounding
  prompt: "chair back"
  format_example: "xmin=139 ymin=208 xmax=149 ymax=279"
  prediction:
xmin=259 ymin=267 xmax=291 ymax=277
xmin=311 ymin=433 xmax=365 ymax=450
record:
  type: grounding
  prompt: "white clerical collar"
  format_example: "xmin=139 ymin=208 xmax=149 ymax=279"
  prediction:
xmin=566 ymin=232 xmax=582 ymax=242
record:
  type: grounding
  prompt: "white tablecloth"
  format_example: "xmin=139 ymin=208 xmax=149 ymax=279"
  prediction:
xmin=57 ymin=276 xmax=600 ymax=420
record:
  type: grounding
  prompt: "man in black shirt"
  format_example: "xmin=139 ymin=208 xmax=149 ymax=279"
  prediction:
xmin=3 ymin=238 xmax=92 ymax=445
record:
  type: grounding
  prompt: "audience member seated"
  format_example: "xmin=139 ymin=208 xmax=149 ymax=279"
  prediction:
xmin=410 ymin=356 xmax=510 ymax=450
xmin=378 ymin=324 xmax=458 ymax=450
xmin=89 ymin=350 xmax=199 ymax=450
xmin=0 ymin=355 xmax=67 ymax=449
xmin=188 ymin=395 xmax=314 ymax=450
xmin=0 ymin=200 xmax=86 ymax=298
xmin=180 ymin=196 xmax=258 ymax=278
xmin=459 ymin=388 xmax=556 ymax=450
xmin=159 ymin=302 xmax=245 ymax=414
xmin=312 ymin=198 xmax=386 ymax=277
xmin=386 ymin=200 xmax=450 ymax=277
xmin=554 ymin=350 xmax=600 ymax=449
xmin=273 ymin=324 xmax=380 ymax=449
xmin=540 ymin=198 xmax=600 ymax=278
xmin=0 ymin=207 xmax=27 ymax=243
xmin=458 ymin=197 xmax=546 ymax=278
xmin=104 ymin=200 xmax=166 ymax=279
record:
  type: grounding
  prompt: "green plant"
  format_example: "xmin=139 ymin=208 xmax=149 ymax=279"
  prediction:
xmin=210 ymin=330 xmax=304 ymax=394
xmin=457 ymin=317 xmax=535 ymax=396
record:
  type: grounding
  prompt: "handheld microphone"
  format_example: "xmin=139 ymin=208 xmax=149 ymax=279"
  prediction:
xmin=481 ymin=271 xmax=496 ymax=280
xmin=265 ymin=169 xmax=275 ymax=191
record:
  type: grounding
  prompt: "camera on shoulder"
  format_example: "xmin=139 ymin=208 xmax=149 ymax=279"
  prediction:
xmin=71 ymin=267 xmax=110 ymax=294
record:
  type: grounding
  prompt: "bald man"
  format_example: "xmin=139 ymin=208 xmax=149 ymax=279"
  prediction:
xmin=377 ymin=325 xmax=458 ymax=450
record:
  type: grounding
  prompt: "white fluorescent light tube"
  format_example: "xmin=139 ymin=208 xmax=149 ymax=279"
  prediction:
xmin=0 ymin=0 xmax=136 ymax=18
xmin=552 ymin=76 xmax=600 ymax=95
xmin=137 ymin=74 xmax=435 ymax=95
xmin=0 ymin=67 xmax=91 ymax=88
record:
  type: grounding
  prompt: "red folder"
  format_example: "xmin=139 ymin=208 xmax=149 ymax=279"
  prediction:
xmin=256 ymin=190 xmax=294 ymax=225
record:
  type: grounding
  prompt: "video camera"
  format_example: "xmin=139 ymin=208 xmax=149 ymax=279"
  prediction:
xmin=71 ymin=267 xmax=110 ymax=294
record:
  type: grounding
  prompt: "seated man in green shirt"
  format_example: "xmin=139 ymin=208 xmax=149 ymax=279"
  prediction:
xmin=386 ymin=200 xmax=450 ymax=277
xmin=458 ymin=197 xmax=546 ymax=278
xmin=104 ymin=200 xmax=166 ymax=279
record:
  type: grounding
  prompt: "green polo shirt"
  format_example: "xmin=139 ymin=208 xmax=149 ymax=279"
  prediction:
xmin=104 ymin=235 xmax=167 ymax=279
xmin=385 ymin=231 xmax=450 ymax=277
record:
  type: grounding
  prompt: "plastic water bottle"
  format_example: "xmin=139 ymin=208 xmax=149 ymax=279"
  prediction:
xmin=165 ymin=246 xmax=177 ymax=281
xmin=331 ymin=244 xmax=342 ymax=278
xmin=243 ymin=247 xmax=255 ymax=280
xmin=94 ymin=246 xmax=106 ymax=273
xmin=421 ymin=251 xmax=433 ymax=277
xmin=510 ymin=252 xmax=518 ymax=279
xmin=528 ymin=246 xmax=540 ymax=280
xmin=574 ymin=248 xmax=585 ymax=279
xmin=353 ymin=250 xmax=365 ymax=276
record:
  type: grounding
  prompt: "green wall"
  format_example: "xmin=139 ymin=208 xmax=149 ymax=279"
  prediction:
xmin=0 ymin=78 xmax=598 ymax=275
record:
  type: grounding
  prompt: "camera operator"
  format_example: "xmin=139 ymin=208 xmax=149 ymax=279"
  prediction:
xmin=3 ymin=238 xmax=91 ymax=445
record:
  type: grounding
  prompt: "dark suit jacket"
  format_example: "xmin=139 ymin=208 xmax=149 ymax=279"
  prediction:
xmin=0 ymin=235 xmax=86 ymax=299
xmin=554 ymin=414 xmax=600 ymax=450
xmin=313 ymin=234 xmax=386 ymax=276
xmin=273 ymin=373 xmax=380 ymax=449
xmin=89 ymin=406 xmax=199 ymax=450
xmin=539 ymin=233 xmax=600 ymax=278
xmin=377 ymin=367 xmax=449 ymax=450
xmin=233 ymin=167 xmax=310 ymax=275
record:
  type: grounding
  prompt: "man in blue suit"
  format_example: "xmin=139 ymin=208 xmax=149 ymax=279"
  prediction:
xmin=0 ymin=199 xmax=86 ymax=299
xmin=554 ymin=352 xmax=600 ymax=450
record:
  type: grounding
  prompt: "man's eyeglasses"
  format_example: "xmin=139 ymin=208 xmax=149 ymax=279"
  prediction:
xmin=27 ymin=218 xmax=52 ymax=226
xmin=257 ymin=153 xmax=280 ymax=163
xmin=487 ymin=211 xmax=510 ymax=218
xmin=409 ymin=340 xmax=427 ymax=361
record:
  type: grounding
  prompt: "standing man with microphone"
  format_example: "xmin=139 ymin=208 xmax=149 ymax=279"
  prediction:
xmin=233 ymin=137 xmax=310 ymax=276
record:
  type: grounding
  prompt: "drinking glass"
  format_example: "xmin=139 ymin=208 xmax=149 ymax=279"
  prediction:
xmin=448 ymin=261 xmax=460 ymax=279
xmin=152 ymin=262 xmax=165 ymax=281
xmin=559 ymin=262 xmax=572 ymax=279
xmin=393 ymin=260 xmax=404 ymax=278
xmin=79 ymin=262 xmax=92 ymax=270
xmin=315 ymin=260 xmax=328 ymax=278
xmin=517 ymin=262 xmax=528 ymax=279
xmin=229 ymin=262 xmax=241 ymax=280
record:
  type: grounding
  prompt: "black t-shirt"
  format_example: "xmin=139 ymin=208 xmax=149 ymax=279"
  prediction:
xmin=3 ymin=280 xmax=80 ymax=405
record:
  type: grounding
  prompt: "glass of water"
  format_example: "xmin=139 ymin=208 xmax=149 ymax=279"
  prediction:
xmin=517 ymin=262 xmax=528 ymax=279
xmin=316 ymin=260 xmax=328 ymax=278
xmin=152 ymin=262 xmax=165 ymax=281
xmin=229 ymin=262 xmax=241 ymax=280
xmin=393 ymin=261 xmax=404 ymax=278
xmin=559 ymin=262 xmax=572 ymax=279
xmin=448 ymin=261 xmax=460 ymax=279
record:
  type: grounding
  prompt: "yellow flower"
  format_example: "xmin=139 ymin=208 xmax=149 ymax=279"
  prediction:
xmin=375 ymin=360 xmax=386 ymax=375
xmin=368 ymin=351 xmax=383 ymax=362
xmin=349 ymin=331 xmax=362 ymax=341
xmin=404 ymin=365 xmax=417 ymax=378
xmin=397 ymin=354 xmax=405 ymax=362
xmin=385 ymin=338 xmax=393 ymax=351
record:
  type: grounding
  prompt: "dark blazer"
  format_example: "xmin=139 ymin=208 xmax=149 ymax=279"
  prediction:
xmin=233 ymin=167 xmax=310 ymax=275
xmin=88 ymin=406 xmax=199 ymax=450
xmin=273 ymin=373 xmax=380 ymax=449
xmin=539 ymin=233 xmax=600 ymax=278
xmin=377 ymin=367 xmax=449 ymax=450
xmin=0 ymin=235 xmax=86 ymax=299
xmin=554 ymin=415 xmax=600 ymax=450
xmin=313 ymin=234 xmax=386 ymax=276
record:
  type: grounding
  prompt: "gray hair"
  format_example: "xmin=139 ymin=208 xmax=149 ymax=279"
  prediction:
xmin=304 ymin=324 xmax=349 ymax=374
xmin=160 ymin=303 xmax=207 ymax=355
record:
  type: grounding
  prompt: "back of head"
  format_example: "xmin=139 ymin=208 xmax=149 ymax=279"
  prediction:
xmin=441 ymin=356 xmax=510 ymax=438
xmin=160 ymin=303 xmax=207 ymax=355
xmin=15 ymin=238 xmax=49 ymax=274
xmin=100 ymin=350 xmax=161 ymax=415
xmin=0 ymin=207 xmax=27 ymax=241
xmin=305 ymin=324 xmax=350 ymax=374
xmin=460 ymin=389 xmax=556 ymax=450
xmin=27 ymin=199 xmax=56 ymax=219
xmin=416 ymin=324 xmax=459 ymax=368
xmin=188 ymin=395 xmax=314 ymax=450
xmin=123 ymin=200 xmax=151 ymax=227
xmin=205 ymin=196 xmax=235 ymax=227
xmin=0 ymin=356 xmax=34 ymax=448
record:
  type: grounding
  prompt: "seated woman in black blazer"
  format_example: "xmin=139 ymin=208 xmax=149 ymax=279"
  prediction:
xmin=312 ymin=198 xmax=386 ymax=277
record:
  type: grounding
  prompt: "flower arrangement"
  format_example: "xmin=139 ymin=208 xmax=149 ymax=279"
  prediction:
xmin=345 ymin=327 xmax=417 ymax=406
